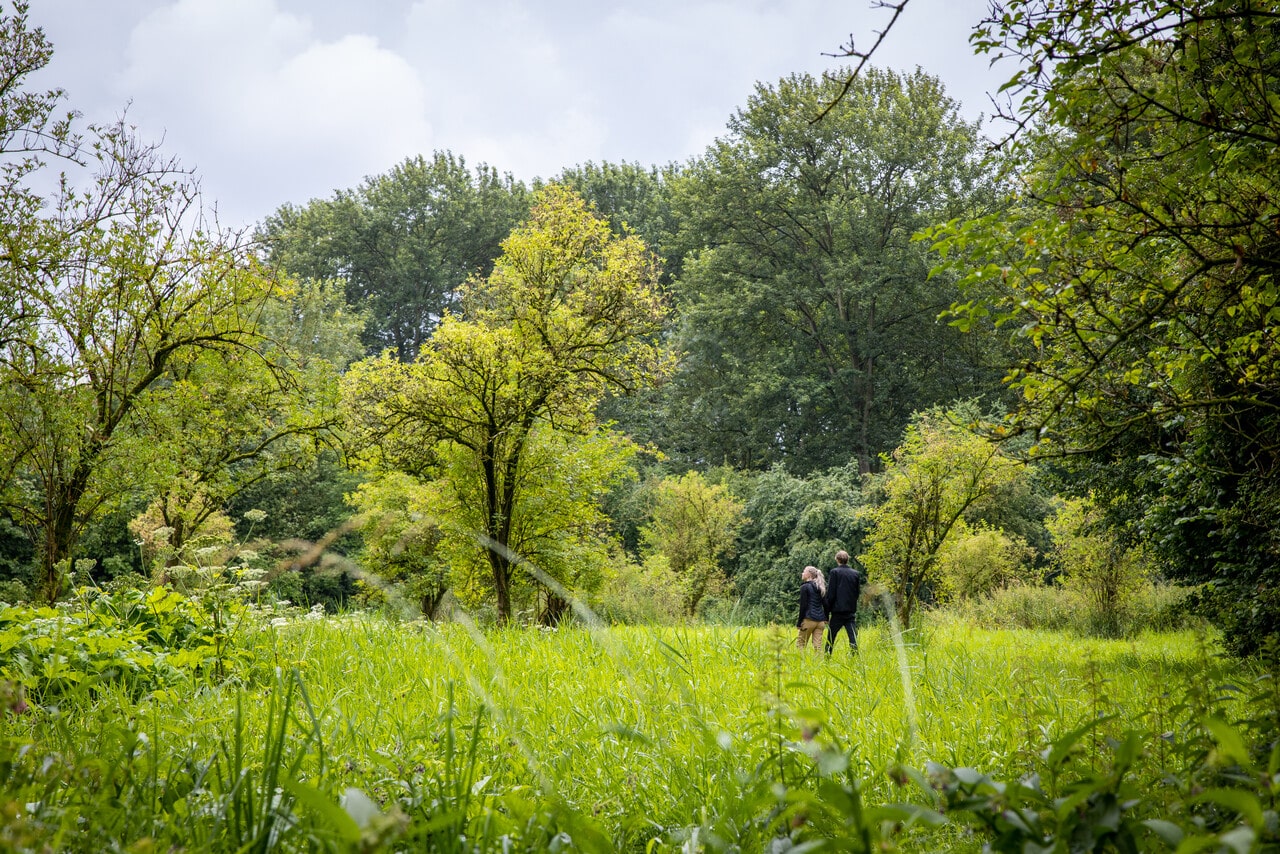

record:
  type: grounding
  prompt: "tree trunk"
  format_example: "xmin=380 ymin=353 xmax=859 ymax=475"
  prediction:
xmin=538 ymin=591 xmax=569 ymax=626
xmin=489 ymin=550 xmax=512 ymax=624
xmin=421 ymin=590 xmax=445 ymax=620
xmin=40 ymin=473 xmax=89 ymax=602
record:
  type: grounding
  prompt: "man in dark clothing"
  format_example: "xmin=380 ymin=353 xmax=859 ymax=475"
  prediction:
xmin=824 ymin=550 xmax=864 ymax=653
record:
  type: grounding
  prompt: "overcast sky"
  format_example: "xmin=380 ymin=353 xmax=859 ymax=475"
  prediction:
xmin=29 ymin=0 xmax=1009 ymax=229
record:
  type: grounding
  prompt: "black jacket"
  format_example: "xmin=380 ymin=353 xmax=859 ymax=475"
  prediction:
xmin=824 ymin=563 xmax=864 ymax=614
xmin=797 ymin=580 xmax=827 ymax=626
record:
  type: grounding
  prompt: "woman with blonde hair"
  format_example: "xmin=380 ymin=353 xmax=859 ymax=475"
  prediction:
xmin=796 ymin=565 xmax=828 ymax=651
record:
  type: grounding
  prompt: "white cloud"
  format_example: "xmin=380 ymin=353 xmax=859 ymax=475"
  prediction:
xmin=115 ymin=0 xmax=433 ymax=225
xmin=29 ymin=0 xmax=1009 ymax=225
xmin=395 ymin=0 xmax=997 ymax=179
xmin=401 ymin=0 xmax=591 ymax=178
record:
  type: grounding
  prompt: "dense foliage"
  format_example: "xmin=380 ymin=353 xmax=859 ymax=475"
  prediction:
xmin=259 ymin=152 xmax=529 ymax=359
xmin=0 ymin=0 xmax=1274 ymax=701
xmin=927 ymin=0 xmax=1280 ymax=655
xmin=660 ymin=67 xmax=1002 ymax=474
xmin=341 ymin=186 xmax=668 ymax=624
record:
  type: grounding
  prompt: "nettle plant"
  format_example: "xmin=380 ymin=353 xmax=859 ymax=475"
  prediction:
xmin=0 ymin=512 xmax=289 ymax=705
xmin=136 ymin=513 xmax=282 ymax=679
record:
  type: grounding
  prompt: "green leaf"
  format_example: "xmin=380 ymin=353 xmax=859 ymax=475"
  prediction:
xmin=1190 ymin=788 xmax=1264 ymax=829
xmin=1142 ymin=818 xmax=1184 ymax=847
xmin=1204 ymin=717 xmax=1253 ymax=770
xmin=281 ymin=777 xmax=361 ymax=843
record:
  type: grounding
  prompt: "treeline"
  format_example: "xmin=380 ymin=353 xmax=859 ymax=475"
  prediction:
xmin=1 ymin=1 xmax=1276 ymax=655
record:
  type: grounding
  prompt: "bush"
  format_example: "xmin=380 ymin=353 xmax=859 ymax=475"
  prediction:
xmin=587 ymin=555 xmax=683 ymax=624
xmin=1046 ymin=496 xmax=1153 ymax=637
xmin=935 ymin=522 xmax=1036 ymax=602
xmin=951 ymin=581 xmax=1201 ymax=637
xmin=0 ymin=578 xmax=28 ymax=604
xmin=731 ymin=463 xmax=867 ymax=623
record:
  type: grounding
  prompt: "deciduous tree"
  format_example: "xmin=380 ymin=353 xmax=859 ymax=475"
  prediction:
xmin=927 ymin=0 xmax=1280 ymax=654
xmin=667 ymin=67 xmax=1000 ymax=474
xmin=0 ymin=126 xmax=284 ymax=599
xmin=1046 ymin=495 xmax=1154 ymax=636
xmin=640 ymin=471 xmax=744 ymax=617
xmin=133 ymin=278 xmax=363 ymax=557
xmin=259 ymin=152 xmax=528 ymax=359
xmin=342 ymin=186 xmax=669 ymax=623
xmin=861 ymin=408 xmax=1022 ymax=627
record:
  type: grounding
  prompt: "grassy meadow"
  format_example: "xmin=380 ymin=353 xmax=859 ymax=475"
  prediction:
xmin=4 ymin=595 xmax=1273 ymax=852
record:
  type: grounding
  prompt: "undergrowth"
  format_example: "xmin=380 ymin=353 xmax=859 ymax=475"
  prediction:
xmin=0 ymin=595 xmax=1276 ymax=852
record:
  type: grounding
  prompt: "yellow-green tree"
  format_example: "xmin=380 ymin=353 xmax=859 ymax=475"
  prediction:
xmin=134 ymin=278 xmax=363 ymax=558
xmin=0 ymin=6 xmax=364 ymax=599
xmin=934 ymin=521 xmax=1036 ymax=603
xmin=1046 ymin=496 xmax=1152 ymax=636
xmin=640 ymin=471 xmax=745 ymax=617
xmin=861 ymin=409 xmax=1022 ymax=627
xmin=0 ymin=119 xmax=297 ymax=600
xmin=342 ymin=186 xmax=669 ymax=623
xmin=348 ymin=472 xmax=450 ymax=618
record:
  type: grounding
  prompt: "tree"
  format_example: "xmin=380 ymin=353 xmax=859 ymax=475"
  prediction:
xmin=665 ymin=67 xmax=1001 ymax=474
xmin=927 ymin=0 xmax=1280 ymax=654
xmin=0 ymin=123 xmax=288 ymax=601
xmin=132 ymin=278 xmax=363 ymax=558
xmin=348 ymin=472 xmax=450 ymax=618
xmin=259 ymin=151 xmax=529 ymax=359
xmin=861 ymin=408 xmax=1022 ymax=627
xmin=1045 ymin=496 xmax=1153 ymax=636
xmin=342 ymin=185 xmax=670 ymax=623
xmin=555 ymin=160 xmax=682 ymax=280
xmin=0 ymin=0 xmax=76 ymax=444
xmin=0 ymin=6 xmax=348 ymax=600
xmin=640 ymin=471 xmax=744 ymax=617
xmin=0 ymin=2 xmax=78 ymax=352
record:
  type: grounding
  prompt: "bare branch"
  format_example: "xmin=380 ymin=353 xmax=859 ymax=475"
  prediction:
xmin=814 ymin=0 xmax=911 ymax=122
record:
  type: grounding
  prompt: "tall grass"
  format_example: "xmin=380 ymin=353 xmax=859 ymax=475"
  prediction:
xmin=949 ymin=581 xmax=1199 ymax=636
xmin=1 ymin=607 xmax=1267 ymax=851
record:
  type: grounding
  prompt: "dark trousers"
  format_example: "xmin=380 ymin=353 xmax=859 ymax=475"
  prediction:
xmin=825 ymin=610 xmax=858 ymax=653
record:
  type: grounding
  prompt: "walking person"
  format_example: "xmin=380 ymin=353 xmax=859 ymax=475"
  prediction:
xmin=796 ymin=566 xmax=828 ymax=652
xmin=824 ymin=550 xmax=865 ymax=654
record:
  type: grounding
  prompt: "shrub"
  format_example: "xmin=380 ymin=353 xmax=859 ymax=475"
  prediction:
xmin=935 ymin=522 xmax=1037 ymax=602
xmin=1047 ymin=496 xmax=1153 ymax=637
xmin=951 ymin=581 xmax=1201 ymax=637
xmin=587 ymin=554 xmax=683 ymax=624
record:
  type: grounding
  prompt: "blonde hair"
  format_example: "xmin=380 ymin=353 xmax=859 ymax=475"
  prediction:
xmin=802 ymin=565 xmax=826 ymax=596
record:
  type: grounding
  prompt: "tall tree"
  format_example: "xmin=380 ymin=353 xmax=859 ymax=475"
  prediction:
xmin=342 ymin=186 xmax=670 ymax=623
xmin=927 ymin=0 xmax=1280 ymax=654
xmin=0 ymin=125 xmax=285 ymax=600
xmin=860 ymin=408 xmax=1022 ymax=628
xmin=666 ymin=67 xmax=1000 ymax=475
xmin=556 ymin=160 xmax=682 ymax=280
xmin=0 ymin=0 xmax=76 ymax=407
xmin=259 ymin=151 xmax=529 ymax=358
